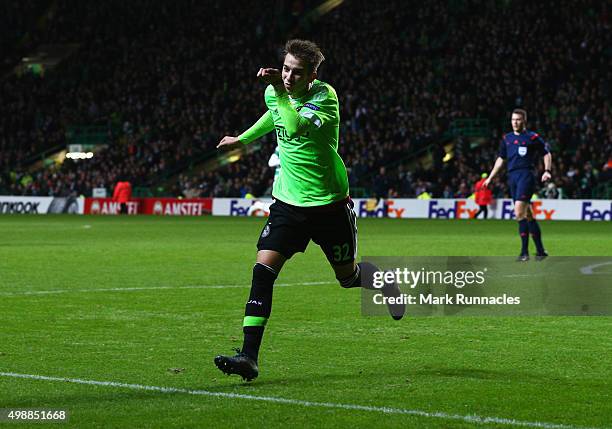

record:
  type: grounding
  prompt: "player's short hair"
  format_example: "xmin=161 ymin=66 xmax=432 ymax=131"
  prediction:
xmin=512 ymin=108 xmax=527 ymax=121
xmin=284 ymin=39 xmax=325 ymax=73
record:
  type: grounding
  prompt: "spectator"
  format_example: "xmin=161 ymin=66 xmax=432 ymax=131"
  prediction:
xmin=112 ymin=176 xmax=132 ymax=215
xmin=474 ymin=173 xmax=493 ymax=219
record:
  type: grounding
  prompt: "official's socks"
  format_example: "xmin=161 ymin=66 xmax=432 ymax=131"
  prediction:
xmin=518 ymin=219 xmax=529 ymax=255
xmin=528 ymin=219 xmax=545 ymax=254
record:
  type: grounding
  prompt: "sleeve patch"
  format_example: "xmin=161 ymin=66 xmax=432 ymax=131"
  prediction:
xmin=303 ymin=102 xmax=320 ymax=111
xmin=300 ymin=110 xmax=322 ymax=128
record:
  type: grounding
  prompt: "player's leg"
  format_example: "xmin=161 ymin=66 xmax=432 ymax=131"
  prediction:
xmin=312 ymin=200 xmax=405 ymax=319
xmin=244 ymin=204 xmax=309 ymax=365
xmin=483 ymin=205 xmax=488 ymax=219
xmin=526 ymin=205 xmax=547 ymax=260
xmin=240 ymin=249 xmax=286 ymax=360
xmin=312 ymin=201 xmax=360 ymax=288
xmin=214 ymin=249 xmax=286 ymax=382
xmin=332 ymin=261 xmax=406 ymax=321
xmin=514 ymin=200 xmax=530 ymax=261
xmin=214 ymin=201 xmax=309 ymax=380
xmin=475 ymin=205 xmax=483 ymax=219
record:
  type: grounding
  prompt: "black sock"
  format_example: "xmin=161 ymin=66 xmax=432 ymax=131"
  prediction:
xmin=518 ymin=219 xmax=529 ymax=255
xmin=337 ymin=262 xmax=381 ymax=290
xmin=337 ymin=263 xmax=361 ymax=288
xmin=528 ymin=219 xmax=545 ymax=254
xmin=241 ymin=263 xmax=277 ymax=362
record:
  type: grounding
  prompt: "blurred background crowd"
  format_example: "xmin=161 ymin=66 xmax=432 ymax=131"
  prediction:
xmin=1 ymin=0 xmax=611 ymax=199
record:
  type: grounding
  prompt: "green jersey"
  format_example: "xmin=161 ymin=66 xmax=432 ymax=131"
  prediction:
xmin=264 ymin=80 xmax=349 ymax=207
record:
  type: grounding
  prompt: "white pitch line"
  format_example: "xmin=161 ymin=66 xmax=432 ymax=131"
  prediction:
xmin=0 ymin=372 xmax=596 ymax=429
xmin=502 ymin=274 xmax=540 ymax=278
xmin=0 ymin=281 xmax=332 ymax=297
xmin=580 ymin=261 xmax=612 ymax=275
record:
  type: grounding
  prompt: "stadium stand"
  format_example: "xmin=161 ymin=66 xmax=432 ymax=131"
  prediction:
xmin=1 ymin=0 xmax=610 ymax=199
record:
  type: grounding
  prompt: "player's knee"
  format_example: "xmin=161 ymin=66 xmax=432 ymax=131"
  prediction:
xmin=256 ymin=250 xmax=286 ymax=273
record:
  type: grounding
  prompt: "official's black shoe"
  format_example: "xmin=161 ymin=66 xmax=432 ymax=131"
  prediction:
xmin=535 ymin=251 xmax=549 ymax=261
xmin=214 ymin=349 xmax=259 ymax=381
xmin=516 ymin=254 xmax=530 ymax=262
xmin=382 ymin=275 xmax=406 ymax=321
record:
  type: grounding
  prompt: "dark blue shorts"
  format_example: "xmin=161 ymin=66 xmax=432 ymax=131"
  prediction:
xmin=508 ymin=170 xmax=535 ymax=202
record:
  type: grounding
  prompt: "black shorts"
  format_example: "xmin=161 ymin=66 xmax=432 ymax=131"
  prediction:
xmin=257 ymin=198 xmax=357 ymax=266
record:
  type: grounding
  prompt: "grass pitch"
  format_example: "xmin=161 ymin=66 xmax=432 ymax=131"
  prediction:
xmin=0 ymin=215 xmax=611 ymax=428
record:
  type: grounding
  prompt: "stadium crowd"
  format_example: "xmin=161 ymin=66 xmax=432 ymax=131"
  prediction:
xmin=1 ymin=0 xmax=611 ymax=199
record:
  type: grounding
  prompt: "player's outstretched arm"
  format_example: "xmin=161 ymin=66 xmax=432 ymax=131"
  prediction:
xmin=217 ymin=111 xmax=275 ymax=149
xmin=483 ymin=157 xmax=504 ymax=187
xmin=541 ymin=153 xmax=552 ymax=182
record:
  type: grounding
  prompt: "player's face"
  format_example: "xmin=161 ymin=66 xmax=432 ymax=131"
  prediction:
xmin=282 ymin=53 xmax=316 ymax=97
xmin=511 ymin=113 xmax=526 ymax=133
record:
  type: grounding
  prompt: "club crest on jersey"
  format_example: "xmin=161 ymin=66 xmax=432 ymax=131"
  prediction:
xmin=261 ymin=224 xmax=271 ymax=238
xmin=518 ymin=146 xmax=527 ymax=156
